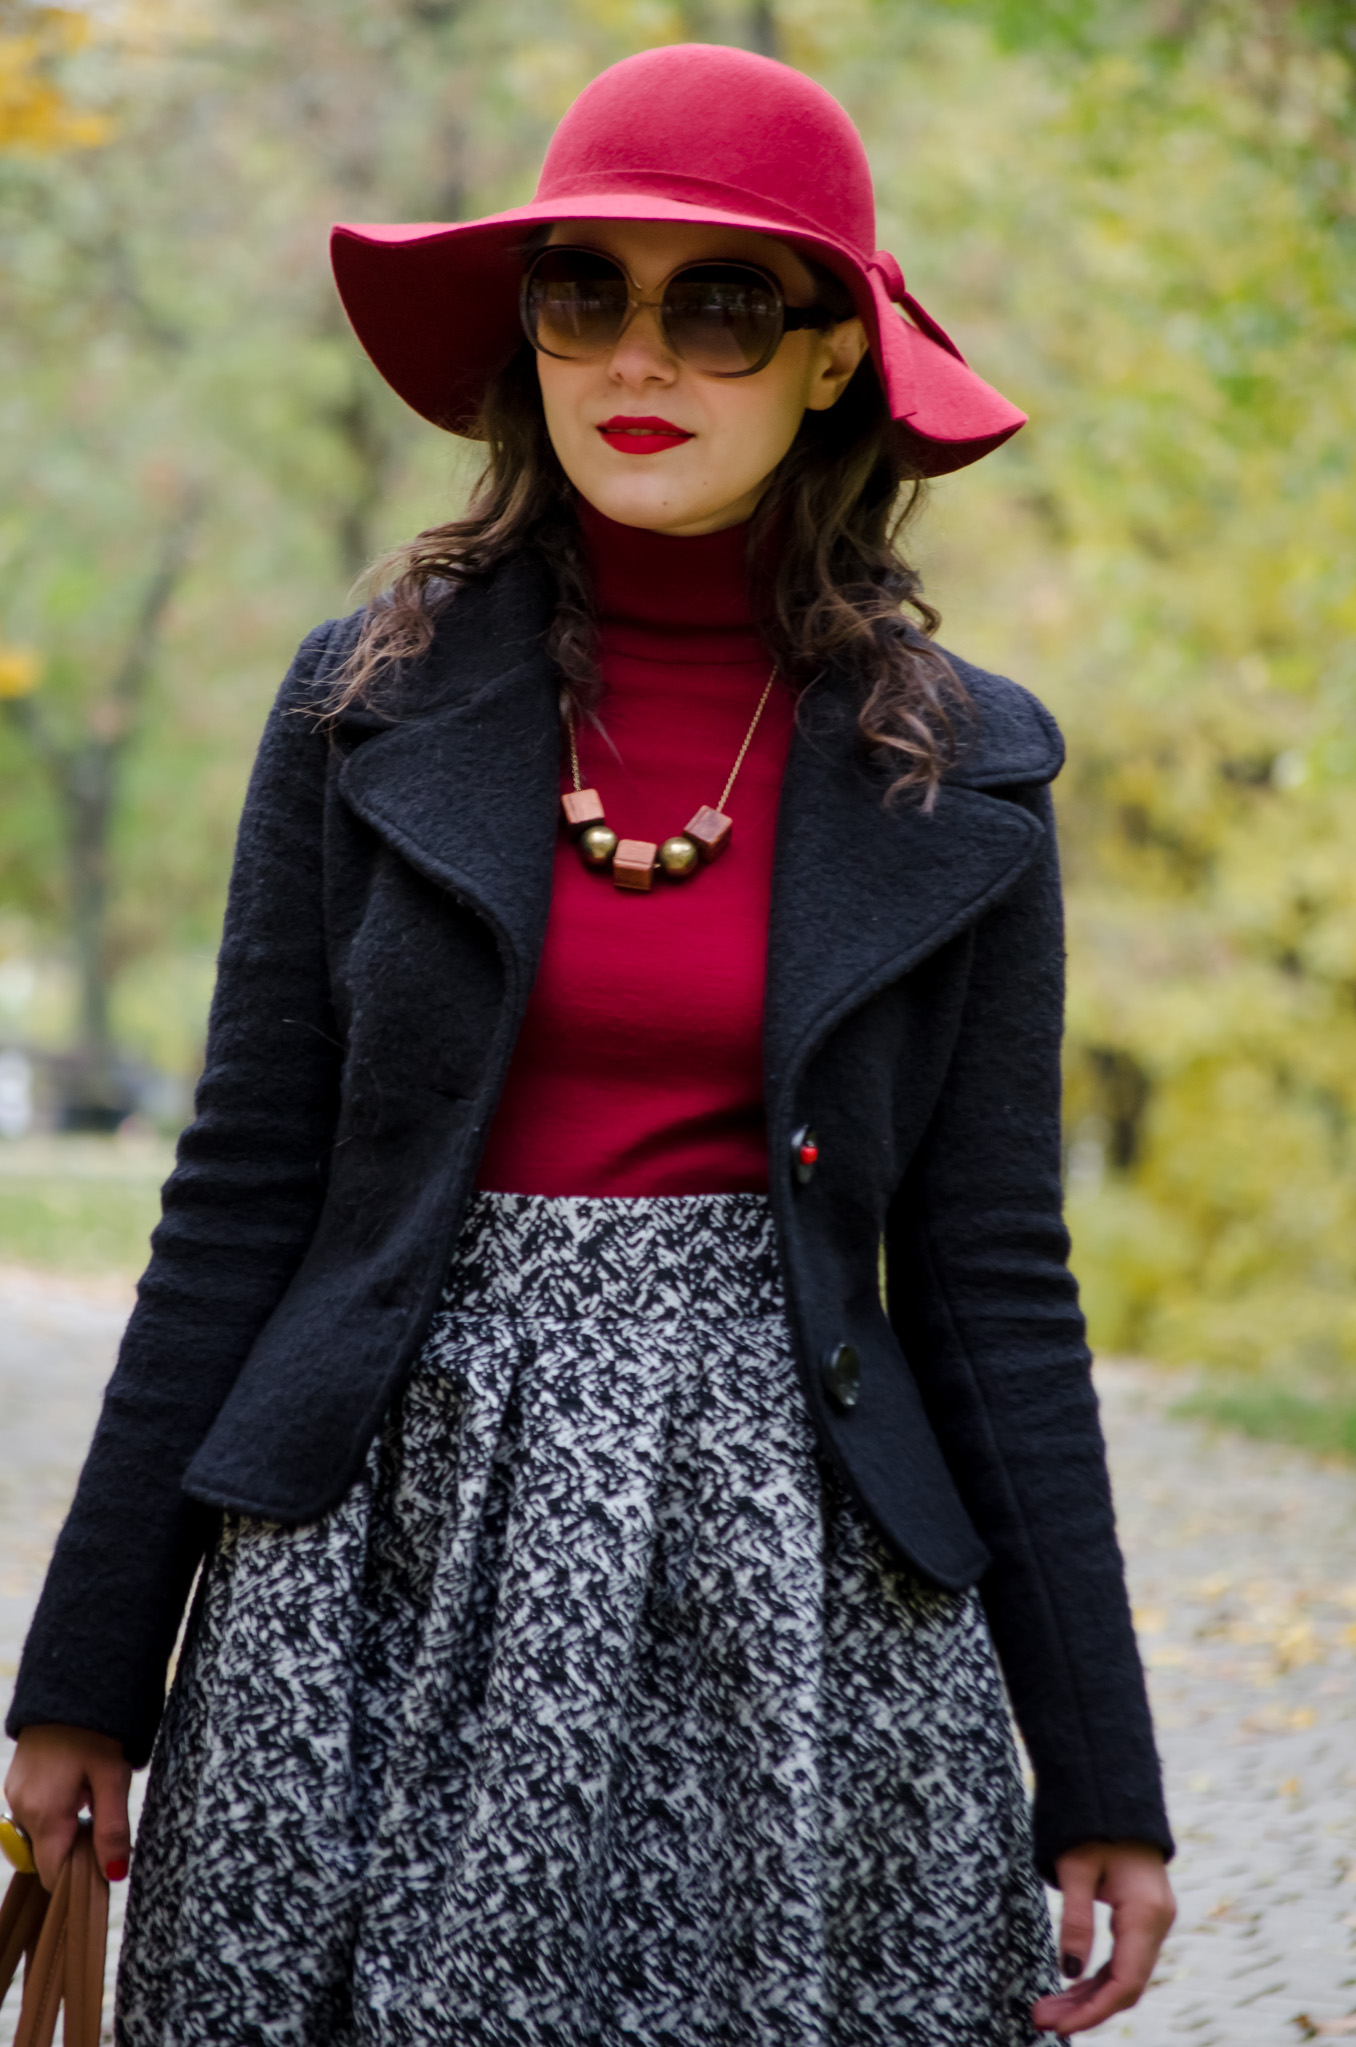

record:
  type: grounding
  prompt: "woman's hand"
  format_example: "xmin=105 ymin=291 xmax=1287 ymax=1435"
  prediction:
xmin=4 ymin=1723 xmax=132 ymax=1892
xmin=1031 ymin=1839 xmax=1176 ymax=2037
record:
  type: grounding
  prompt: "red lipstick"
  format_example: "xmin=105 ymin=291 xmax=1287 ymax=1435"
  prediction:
xmin=598 ymin=415 xmax=694 ymax=455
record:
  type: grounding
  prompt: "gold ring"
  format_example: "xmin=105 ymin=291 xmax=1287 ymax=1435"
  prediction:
xmin=0 ymin=1811 xmax=37 ymax=1876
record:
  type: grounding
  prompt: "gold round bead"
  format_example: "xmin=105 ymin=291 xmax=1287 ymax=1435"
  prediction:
xmin=658 ymin=834 xmax=700 ymax=880
xmin=578 ymin=824 xmax=618 ymax=869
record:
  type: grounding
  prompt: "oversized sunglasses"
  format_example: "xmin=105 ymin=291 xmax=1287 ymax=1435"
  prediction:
xmin=520 ymin=246 xmax=837 ymax=378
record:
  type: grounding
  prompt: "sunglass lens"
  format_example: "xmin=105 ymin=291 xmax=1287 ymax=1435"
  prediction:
xmin=526 ymin=250 xmax=629 ymax=359
xmin=662 ymin=264 xmax=783 ymax=373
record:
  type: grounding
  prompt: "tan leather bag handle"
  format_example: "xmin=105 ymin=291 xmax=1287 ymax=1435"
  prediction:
xmin=0 ymin=1822 xmax=109 ymax=2047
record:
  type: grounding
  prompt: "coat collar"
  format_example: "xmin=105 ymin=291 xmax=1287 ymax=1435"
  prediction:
xmin=334 ymin=561 xmax=564 ymax=1003
xmin=762 ymin=675 xmax=1050 ymax=1106
xmin=331 ymin=559 xmax=1059 ymax=1081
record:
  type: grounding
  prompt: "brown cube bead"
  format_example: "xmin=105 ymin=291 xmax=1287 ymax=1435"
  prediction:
xmin=685 ymin=805 xmax=732 ymax=863
xmin=561 ymin=788 xmax=606 ymax=835
xmin=612 ymin=838 xmax=658 ymax=892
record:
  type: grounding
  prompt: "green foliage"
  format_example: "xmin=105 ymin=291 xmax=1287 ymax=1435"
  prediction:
xmin=0 ymin=1137 xmax=170 ymax=1272
xmin=1173 ymin=1383 xmax=1356 ymax=1464
xmin=813 ymin=1 xmax=1356 ymax=1388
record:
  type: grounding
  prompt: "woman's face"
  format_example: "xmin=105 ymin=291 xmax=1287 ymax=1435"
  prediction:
xmin=534 ymin=220 xmax=869 ymax=537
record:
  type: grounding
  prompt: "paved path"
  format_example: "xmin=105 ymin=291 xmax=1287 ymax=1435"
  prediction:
xmin=1 ymin=1272 xmax=1354 ymax=2042
xmin=1091 ymin=1366 xmax=1356 ymax=2043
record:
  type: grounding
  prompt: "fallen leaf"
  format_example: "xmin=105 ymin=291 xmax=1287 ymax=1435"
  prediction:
xmin=1246 ymin=1703 xmax=1321 ymax=1732
xmin=1275 ymin=1620 xmax=1323 ymax=1671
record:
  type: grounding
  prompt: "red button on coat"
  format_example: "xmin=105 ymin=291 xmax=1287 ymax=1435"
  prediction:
xmin=791 ymin=1125 xmax=819 ymax=1185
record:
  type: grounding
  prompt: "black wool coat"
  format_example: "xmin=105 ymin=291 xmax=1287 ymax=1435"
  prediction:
xmin=8 ymin=554 xmax=1172 ymax=1880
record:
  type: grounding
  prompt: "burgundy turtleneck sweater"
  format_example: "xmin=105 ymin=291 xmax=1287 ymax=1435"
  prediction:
xmin=476 ymin=500 xmax=794 ymax=1196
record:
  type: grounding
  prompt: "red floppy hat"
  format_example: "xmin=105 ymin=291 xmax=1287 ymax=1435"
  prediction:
xmin=331 ymin=44 xmax=1026 ymax=478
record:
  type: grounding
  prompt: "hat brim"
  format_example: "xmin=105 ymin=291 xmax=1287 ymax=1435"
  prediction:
xmin=331 ymin=194 xmax=1025 ymax=479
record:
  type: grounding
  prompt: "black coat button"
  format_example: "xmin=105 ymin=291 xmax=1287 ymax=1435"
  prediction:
xmin=821 ymin=1342 xmax=860 ymax=1411
xmin=790 ymin=1124 xmax=819 ymax=1184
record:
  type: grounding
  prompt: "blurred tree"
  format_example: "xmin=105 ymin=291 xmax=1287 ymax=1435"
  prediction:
xmin=0 ymin=0 xmax=523 ymax=1099
xmin=836 ymin=0 xmax=1356 ymax=1388
xmin=2 ymin=502 xmax=200 ymax=1121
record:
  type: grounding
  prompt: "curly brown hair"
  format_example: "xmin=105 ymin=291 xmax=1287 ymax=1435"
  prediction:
xmin=328 ymin=295 xmax=968 ymax=804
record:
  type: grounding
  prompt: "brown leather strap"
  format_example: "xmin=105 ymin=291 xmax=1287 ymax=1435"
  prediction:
xmin=61 ymin=1829 xmax=108 ymax=2047
xmin=0 ymin=1822 xmax=109 ymax=2047
xmin=0 ymin=1871 xmax=49 ymax=2008
xmin=12 ymin=1853 xmax=69 ymax=2047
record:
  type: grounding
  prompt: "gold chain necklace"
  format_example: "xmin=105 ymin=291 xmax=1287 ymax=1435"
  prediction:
xmin=560 ymin=671 xmax=777 ymax=893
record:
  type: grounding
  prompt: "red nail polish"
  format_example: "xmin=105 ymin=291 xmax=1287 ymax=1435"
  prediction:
xmin=106 ymin=1857 xmax=129 ymax=1882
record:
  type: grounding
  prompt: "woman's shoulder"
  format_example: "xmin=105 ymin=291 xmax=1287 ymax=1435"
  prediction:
xmin=278 ymin=553 xmax=554 ymax=727
xmin=271 ymin=610 xmax=365 ymax=716
xmin=937 ymin=645 xmax=1066 ymax=791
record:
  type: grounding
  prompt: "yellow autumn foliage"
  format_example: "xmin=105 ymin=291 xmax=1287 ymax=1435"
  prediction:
xmin=868 ymin=18 xmax=1356 ymax=1387
xmin=0 ymin=647 xmax=41 ymax=697
xmin=0 ymin=5 xmax=108 ymax=151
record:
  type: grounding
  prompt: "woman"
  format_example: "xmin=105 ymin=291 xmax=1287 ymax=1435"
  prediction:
xmin=5 ymin=42 xmax=1174 ymax=2046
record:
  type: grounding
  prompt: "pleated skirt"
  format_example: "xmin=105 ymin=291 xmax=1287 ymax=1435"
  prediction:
xmin=116 ymin=1192 xmax=1059 ymax=2046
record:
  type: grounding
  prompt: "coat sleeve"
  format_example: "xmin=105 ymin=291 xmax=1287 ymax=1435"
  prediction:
xmin=6 ymin=621 xmax=345 ymax=1767
xmin=885 ymin=782 xmax=1173 ymax=1881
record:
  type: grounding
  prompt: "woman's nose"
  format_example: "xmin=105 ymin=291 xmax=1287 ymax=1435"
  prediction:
xmin=606 ymin=300 xmax=679 ymax=385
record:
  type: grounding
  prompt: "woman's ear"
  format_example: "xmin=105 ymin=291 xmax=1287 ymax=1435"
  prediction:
xmin=804 ymin=317 xmax=870 ymax=412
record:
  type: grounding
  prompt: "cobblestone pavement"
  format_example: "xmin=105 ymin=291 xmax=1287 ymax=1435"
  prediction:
xmin=1 ymin=1271 xmax=1354 ymax=2042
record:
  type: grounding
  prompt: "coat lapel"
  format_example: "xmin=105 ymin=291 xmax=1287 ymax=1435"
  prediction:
xmin=335 ymin=566 xmax=562 ymax=996
xmin=763 ymin=676 xmax=1055 ymax=1105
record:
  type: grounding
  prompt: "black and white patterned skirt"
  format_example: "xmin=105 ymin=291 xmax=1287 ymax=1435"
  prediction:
xmin=117 ymin=1192 xmax=1059 ymax=2046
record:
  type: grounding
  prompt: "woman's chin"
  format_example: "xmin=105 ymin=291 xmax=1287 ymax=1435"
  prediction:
xmin=572 ymin=471 xmax=754 ymax=536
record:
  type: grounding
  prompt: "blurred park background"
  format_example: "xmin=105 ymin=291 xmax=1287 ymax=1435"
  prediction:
xmin=2 ymin=0 xmax=1355 ymax=1454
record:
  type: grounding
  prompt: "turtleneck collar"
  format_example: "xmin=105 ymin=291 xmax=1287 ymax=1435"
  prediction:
xmin=576 ymin=495 xmax=765 ymax=663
